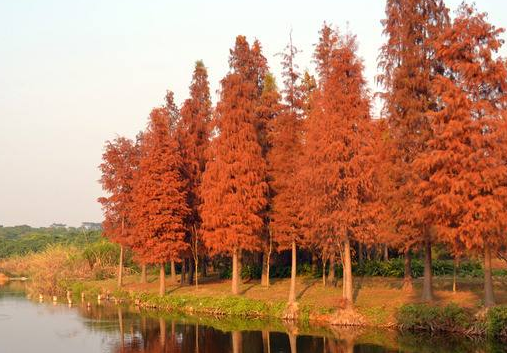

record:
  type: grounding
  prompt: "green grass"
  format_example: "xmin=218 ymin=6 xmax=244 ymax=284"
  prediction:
xmin=131 ymin=291 xmax=288 ymax=319
xmin=361 ymin=306 xmax=391 ymax=326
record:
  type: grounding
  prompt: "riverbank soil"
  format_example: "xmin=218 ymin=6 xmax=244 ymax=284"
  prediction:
xmin=87 ymin=274 xmax=507 ymax=326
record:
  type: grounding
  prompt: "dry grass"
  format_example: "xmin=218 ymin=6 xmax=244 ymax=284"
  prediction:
xmin=89 ymin=273 xmax=507 ymax=326
xmin=0 ymin=245 xmax=92 ymax=295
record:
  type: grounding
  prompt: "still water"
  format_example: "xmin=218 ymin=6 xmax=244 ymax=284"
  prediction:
xmin=0 ymin=282 xmax=505 ymax=353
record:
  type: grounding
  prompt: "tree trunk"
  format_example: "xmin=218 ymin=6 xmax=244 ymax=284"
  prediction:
xmin=232 ymin=331 xmax=242 ymax=353
xmin=453 ymin=256 xmax=459 ymax=293
xmin=171 ymin=320 xmax=175 ymax=345
xmin=484 ymin=242 xmax=496 ymax=307
xmin=118 ymin=217 xmax=125 ymax=287
xmin=289 ymin=333 xmax=297 ymax=353
xmin=232 ymin=248 xmax=240 ymax=295
xmin=194 ymin=256 xmax=199 ymax=289
xmin=118 ymin=306 xmax=124 ymax=349
xmin=343 ymin=234 xmax=353 ymax=306
xmin=238 ymin=250 xmax=243 ymax=283
xmin=327 ymin=252 xmax=336 ymax=286
xmin=311 ymin=251 xmax=317 ymax=275
xmin=383 ymin=244 xmax=389 ymax=262
xmin=195 ymin=322 xmax=199 ymax=353
xmin=181 ymin=258 xmax=187 ymax=285
xmin=159 ymin=317 xmax=166 ymax=348
xmin=358 ymin=242 xmax=364 ymax=266
xmin=187 ymin=258 xmax=195 ymax=286
xmin=159 ymin=264 xmax=166 ymax=297
xmin=118 ymin=245 xmax=124 ymax=288
xmin=262 ymin=330 xmax=271 ymax=353
xmin=421 ymin=237 xmax=434 ymax=302
xmin=322 ymin=257 xmax=327 ymax=287
xmin=402 ymin=249 xmax=413 ymax=292
xmin=261 ymin=250 xmax=268 ymax=287
xmin=288 ymin=239 xmax=297 ymax=304
xmin=170 ymin=260 xmax=176 ymax=284
xmin=140 ymin=263 xmax=147 ymax=284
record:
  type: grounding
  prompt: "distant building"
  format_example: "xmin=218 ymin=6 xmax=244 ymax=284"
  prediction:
xmin=81 ymin=222 xmax=102 ymax=231
xmin=50 ymin=223 xmax=67 ymax=229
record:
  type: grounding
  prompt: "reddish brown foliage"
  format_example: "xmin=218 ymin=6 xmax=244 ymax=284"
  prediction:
xmin=131 ymin=107 xmax=189 ymax=265
xmin=301 ymin=26 xmax=374 ymax=250
xmin=268 ymin=38 xmax=304 ymax=250
xmin=300 ymin=25 xmax=375 ymax=303
xmin=413 ymin=4 xmax=507 ymax=305
xmin=201 ymin=36 xmax=268 ymax=256
xmin=378 ymin=0 xmax=450 ymax=250
xmin=98 ymin=137 xmax=138 ymax=248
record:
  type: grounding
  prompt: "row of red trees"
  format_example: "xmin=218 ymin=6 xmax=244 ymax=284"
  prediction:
xmin=99 ymin=0 xmax=507 ymax=308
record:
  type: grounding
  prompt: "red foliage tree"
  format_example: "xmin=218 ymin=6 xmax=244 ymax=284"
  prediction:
xmin=98 ymin=136 xmax=138 ymax=287
xmin=378 ymin=0 xmax=450 ymax=301
xmin=301 ymin=25 xmax=374 ymax=306
xmin=132 ymin=107 xmax=189 ymax=296
xmin=179 ymin=60 xmax=212 ymax=287
xmin=267 ymin=35 xmax=304 ymax=304
xmin=200 ymin=36 xmax=268 ymax=295
xmin=257 ymin=72 xmax=282 ymax=287
xmin=413 ymin=4 xmax=507 ymax=306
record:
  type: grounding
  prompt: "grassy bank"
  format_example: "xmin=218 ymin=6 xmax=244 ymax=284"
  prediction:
xmin=64 ymin=273 xmax=507 ymax=341
xmin=2 ymin=245 xmax=507 ymax=340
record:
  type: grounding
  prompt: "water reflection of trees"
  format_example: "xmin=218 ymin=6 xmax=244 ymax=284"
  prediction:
xmin=73 ymin=302 xmax=503 ymax=353
xmin=96 ymin=305 xmax=364 ymax=353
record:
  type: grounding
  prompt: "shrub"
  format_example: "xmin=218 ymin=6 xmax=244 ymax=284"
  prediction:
xmin=2 ymin=245 xmax=91 ymax=295
xmin=486 ymin=305 xmax=507 ymax=339
xmin=220 ymin=263 xmax=317 ymax=280
xmin=397 ymin=303 xmax=471 ymax=332
xmin=217 ymin=258 xmax=492 ymax=280
xmin=456 ymin=261 xmax=483 ymax=277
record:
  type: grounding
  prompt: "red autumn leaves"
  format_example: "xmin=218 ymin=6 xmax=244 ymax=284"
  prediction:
xmin=99 ymin=0 xmax=507 ymax=308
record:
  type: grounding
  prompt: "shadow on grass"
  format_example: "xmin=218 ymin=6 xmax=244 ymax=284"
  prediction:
xmin=297 ymin=280 xmax=316 ymax=300
xmin=240 ymin=283 xmax=256 ymax=295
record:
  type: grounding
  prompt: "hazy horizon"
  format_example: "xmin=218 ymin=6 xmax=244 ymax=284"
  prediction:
xmin=1 ymin=0 xmax=506 ymax=227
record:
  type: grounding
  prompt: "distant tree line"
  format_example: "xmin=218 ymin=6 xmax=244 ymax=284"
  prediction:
xmin=0 ymin=225 xmax=101 ymax=258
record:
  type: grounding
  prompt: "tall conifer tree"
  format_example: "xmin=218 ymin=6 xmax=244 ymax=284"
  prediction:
xmin=98 ymin=137 xmax=138 ymax=288
xmin=132 ymin=107 xmax=189 ymax=296
xmin=268 ymin=35 xmax=304 ymax=305
xmin=179 ymin=60 xmax=212 ymax=288
xmin=257 ymin=72 xmax=282 ymax=287
xmin=414 ymin=4 xmax=507 ymax=306
xmin=201 ymin=36 xmax=268 ymax=295
xmin=378 ymin=0 xmax=450 ymax=301
xmin=302 ymin=25 xmax=374 ymax=306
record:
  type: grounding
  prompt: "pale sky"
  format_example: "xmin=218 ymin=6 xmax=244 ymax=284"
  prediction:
xmin=1 ymin=0 xmax=506 ymax=227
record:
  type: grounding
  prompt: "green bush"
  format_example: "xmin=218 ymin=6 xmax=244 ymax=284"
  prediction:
xmin=432 ymin=260 xmax=454 ymax=276
xmin=486 ymin=305 xmax=507 ymax=338
xmin=396 ymin=303 xmax=471 ymax=332
xmin=456 ymin=261 xmax=483 ymax=277
xmin=219 ymin=258 xmax=492 ymax=280
xmin=354 ymin=259 xmax=486 ymax=279
xmin=82 ymin=240 xmax=120 ymax=269
xmin=355 ymin=258 xmax=423 ymax=278
xmin=220 ymin=263 xmax=318 ymax=280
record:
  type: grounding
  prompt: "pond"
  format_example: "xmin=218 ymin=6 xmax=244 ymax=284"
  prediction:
xmin=0 ymin=282 xmax=505 ymax=353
